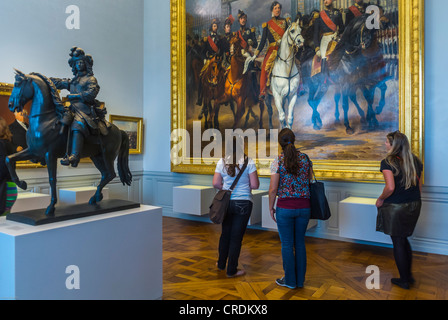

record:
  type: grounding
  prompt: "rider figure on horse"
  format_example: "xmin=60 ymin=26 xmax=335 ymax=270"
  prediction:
xmin=219 ymin=15 xmax=235 ymax=72
xmin=196 ymin=19 xmax=222 ymax=108
xmin=313 ymin=0 xmax=344 ymax=80
xmin=51 ymin=47 xmax=109 ymax=168
xmin=253 ymin=1 xmax=290 ymax=101
xmin=345 ymin=0 xmax=369 ymax=27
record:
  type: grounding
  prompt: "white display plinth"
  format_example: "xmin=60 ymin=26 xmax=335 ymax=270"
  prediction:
xmin=0 ymin=205 xmax=162 ymax=300
xmin=261 ymin=195 xmax=318 ymax=230
xmin=248 ymin=190 xmax=268 ymax=225
xmin=339 ymin=197 xmax=392 ymax=244
xmin=11 ymin=193 xmax=51 ymax=213
xmin=173 ymin=185 xmax=216 ymax=216
xmin=59 ymin=187 xmax=109 ymax=205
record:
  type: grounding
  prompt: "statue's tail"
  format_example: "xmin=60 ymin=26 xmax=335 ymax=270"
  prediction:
xmin=117 ymin=130 xmax=132 ymax=186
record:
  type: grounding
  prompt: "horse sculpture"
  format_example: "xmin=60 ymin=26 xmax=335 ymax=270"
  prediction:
xmin=212 ymin=33 xmax=262 ymax=130
xmin=7 ymin=70 xmax=132 ymax=215
xmin=256 ymin=21 xmax=304 ymax=129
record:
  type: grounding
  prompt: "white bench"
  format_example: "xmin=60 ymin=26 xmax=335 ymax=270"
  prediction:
xmin=58 ymin=186 xmax=109 ymax=205
xmin=173 ymin=185 xmax=216 ymax=216
xmin=339 ymin=196 xmax=392 ymax=244
xmin=11 ymin=193 xmax=51 ymax=213
xmin=248 ymin=190 xmax=268 ymax=225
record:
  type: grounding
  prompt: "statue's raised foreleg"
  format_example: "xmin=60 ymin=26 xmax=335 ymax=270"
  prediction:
xmin=5 ymin=148 xmax=35 ymax=190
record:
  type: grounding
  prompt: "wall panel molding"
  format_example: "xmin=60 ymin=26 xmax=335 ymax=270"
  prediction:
xmin=142 ymin=171 xmax=448 ymax=256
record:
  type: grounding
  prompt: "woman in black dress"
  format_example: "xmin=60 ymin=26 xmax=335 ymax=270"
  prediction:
xmin=376 ymin=131 xmax=423 ymax=289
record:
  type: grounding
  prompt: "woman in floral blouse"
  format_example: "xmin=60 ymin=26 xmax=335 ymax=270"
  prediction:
xmin=268 ymin=128 xmax=313 ymax=289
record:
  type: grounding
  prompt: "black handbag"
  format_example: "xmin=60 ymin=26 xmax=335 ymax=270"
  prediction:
xmin=209 ymin=158 xmax=248 ymax=224
xmin=306 ymin=155 xmax=331 ymax=220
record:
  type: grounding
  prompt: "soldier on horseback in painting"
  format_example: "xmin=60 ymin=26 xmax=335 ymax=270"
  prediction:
xmin=345 ymin=0 xmax=370 ymax=26
xmin=253 ymin=1 xmax=290 ymax=101
xmin=50 ymin=47 xmax=109 ymax=168
xmin=236 ymin=10 xmax=258 ymax=55
xmin=219 ymin=15 xmax=235 ymax=71
xmin=196 ymin=19 xmax=222 ymax=109
xmin=236 ymin=10 xmax=259 ymax=99
xmin=313 ymin=0 xmax=344 ymax=81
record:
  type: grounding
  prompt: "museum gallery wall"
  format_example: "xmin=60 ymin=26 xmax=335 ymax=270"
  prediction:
xmin=1 ymin=0 xmax=447 ymax=255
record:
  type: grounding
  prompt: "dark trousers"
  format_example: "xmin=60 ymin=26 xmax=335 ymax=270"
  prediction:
xmin=218 ymin=200 xmax=252 ymax=276
xmin=391 ymin=236 xmax=413 ymax=282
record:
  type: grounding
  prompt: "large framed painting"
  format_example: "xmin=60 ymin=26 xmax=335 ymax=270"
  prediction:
xmin=170 ymin=0 xmax=424 ymax=182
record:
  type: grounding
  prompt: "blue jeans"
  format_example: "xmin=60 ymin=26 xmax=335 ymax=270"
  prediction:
xmin=218 ymin=200 xmax=252 ymax=276
xmin=276 ymin=207 xmax=311 ymax=288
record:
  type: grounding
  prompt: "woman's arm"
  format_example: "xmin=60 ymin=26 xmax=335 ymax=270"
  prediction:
xmin=212 ymin=172 xmax=223 ymax=190
xmin=249 ymin=171 xmax=259 ymax=190
xmin=268 ymin=173 xmax=280 ymax=222
xmin=376 ymin=170 xmax=395 ymax=208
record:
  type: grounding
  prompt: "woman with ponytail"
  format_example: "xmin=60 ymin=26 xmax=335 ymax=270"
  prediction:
xmin=268 ymin=128 xmax=313 ymax=289
xmin=213 ymin=135 xmax=259 ymax=277
xmin=376 ymin=131 xmax=423 ymax=289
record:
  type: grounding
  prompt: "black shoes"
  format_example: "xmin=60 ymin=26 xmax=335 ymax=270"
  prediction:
xmin=391 ymin=277 xmax=415 ymax=290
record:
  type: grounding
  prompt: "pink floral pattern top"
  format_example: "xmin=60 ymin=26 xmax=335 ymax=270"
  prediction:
xmin=270 ymin=150 xmax=311 ymax=199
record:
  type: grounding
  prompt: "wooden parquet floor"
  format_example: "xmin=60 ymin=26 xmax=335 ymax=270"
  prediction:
xmin=162 ymin=217 xmax=448 ymax=300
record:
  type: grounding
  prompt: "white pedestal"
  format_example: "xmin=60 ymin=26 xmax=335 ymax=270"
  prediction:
xmin=249 ymin=190 xmax=268 ymax=225
xmin=339 ymin=197 xmax=392 ymax=244
xmin=261 ymin=195 xmax=318 ymax=231
xmin=11 ymin=193 xmax=51 ymax=213
xmin=0 ymin=205 xmax=162 ymax=300
xmin=173 ymin=185 xmax=216 ymax=216
xmin=59 ymin=187 xmax=109 ymax=205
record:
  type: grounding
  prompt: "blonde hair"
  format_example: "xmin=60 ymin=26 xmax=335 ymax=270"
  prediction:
xmin=0 ymin=117 xmax=12 ymax=141
xmin=385 ymin=131 xmax=421 ymax=189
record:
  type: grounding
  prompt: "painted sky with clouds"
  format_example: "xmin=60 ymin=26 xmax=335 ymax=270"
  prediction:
xmin=186 ymin=0 xmax=293 ymax=28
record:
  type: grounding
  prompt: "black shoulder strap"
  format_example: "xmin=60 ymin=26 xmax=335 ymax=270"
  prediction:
xmin=229 ymin=157 xmax=249 ymax=191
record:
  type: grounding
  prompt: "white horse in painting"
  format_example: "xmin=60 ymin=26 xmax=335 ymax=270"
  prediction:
xmin=269 ymin=21 xmax=304 ymax=129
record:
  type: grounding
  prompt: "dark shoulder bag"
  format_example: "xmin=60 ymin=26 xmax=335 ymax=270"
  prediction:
xmin=209 ymin=158 xmax=248 ymax=224
xmin=305 ymin=154 xmax=331 ymax=220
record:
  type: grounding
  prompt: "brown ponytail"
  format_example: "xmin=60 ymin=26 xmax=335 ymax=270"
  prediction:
xmin=224 ymin=135 xmax=246 ymax=177
xmin=279 ymin=128 xmax=298 ymax=175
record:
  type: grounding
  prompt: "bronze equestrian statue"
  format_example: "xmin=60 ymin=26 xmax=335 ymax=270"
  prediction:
xmin=7 ymin=47 xmax=132 ymax=215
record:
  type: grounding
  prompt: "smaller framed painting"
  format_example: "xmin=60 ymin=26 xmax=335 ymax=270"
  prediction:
xmin=109 ymin=115 xmax=143 ymax=154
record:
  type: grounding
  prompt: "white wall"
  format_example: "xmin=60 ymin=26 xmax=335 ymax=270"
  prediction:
xmin=0 ymin=0 xmax=145 ymax=178
xmin=143 ymin=0 xmax=172 ymax=172
xmin=424 ymin=0 xmax=448 ymax=187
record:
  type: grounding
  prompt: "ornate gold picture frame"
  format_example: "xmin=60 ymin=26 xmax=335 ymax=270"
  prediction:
xmin=170 ymin=0 xmax=424 ymax=183
xmin=109 ymin=115 xmax=143 ymax=154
